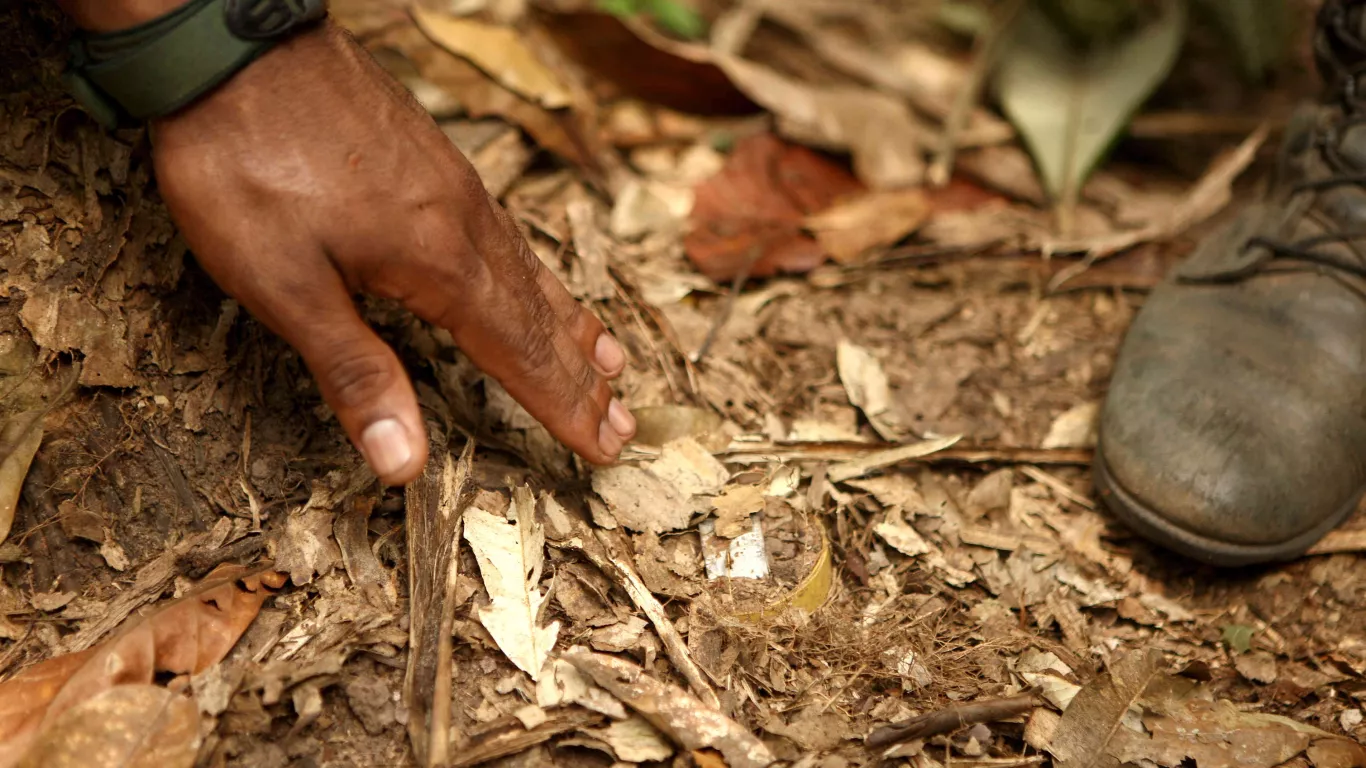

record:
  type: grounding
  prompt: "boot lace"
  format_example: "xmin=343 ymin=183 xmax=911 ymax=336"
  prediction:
xmin=1242 ymin=1 xmax=1366 ymax=282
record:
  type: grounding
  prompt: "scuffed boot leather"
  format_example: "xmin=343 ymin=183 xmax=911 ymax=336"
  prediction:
xmin=1096 ymin=0 xmax=1366 ymax=566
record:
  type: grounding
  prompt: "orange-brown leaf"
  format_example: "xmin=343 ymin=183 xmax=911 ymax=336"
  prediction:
xmin=685 ymin=133 xmax=864 ymax=282
xmin=0 ymin=565 xmax=282 ymax=768
xmin=15 ymin=685 xmax=199 ymax=768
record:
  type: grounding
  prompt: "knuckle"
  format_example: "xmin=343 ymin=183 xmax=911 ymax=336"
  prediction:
xmin=320 ymin=350 xmax=393 ymax=410
xmin=567 ymin=353 xmax=600 ymax=398
xmin=508 ymin=324 xmax=559 ymax=376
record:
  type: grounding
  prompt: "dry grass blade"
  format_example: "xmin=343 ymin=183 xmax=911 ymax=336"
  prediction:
xmin=826 ymin=435 xmax=962 ymax=482
xmin=928 ymin=0 xmax=1027 ymax=186
xmin=14 ymin=685 xmax=198 ymax=768
xmin=0 ymin=564 xmax=281 ymax=768
xmin=564 ymin=648 xmax=774 ymax=768
xmin=403 ymin=440 xmax=474 ymax=767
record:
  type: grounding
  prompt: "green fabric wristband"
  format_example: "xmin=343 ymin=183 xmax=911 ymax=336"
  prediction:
xmin=65 ymin=0 xmax=324 ymax=129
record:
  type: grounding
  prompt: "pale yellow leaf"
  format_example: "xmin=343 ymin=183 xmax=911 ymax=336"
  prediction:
xmin=412 ymin=7 xmax=571 ymax=109
xmin=463 ymin=489 xmax=560 ymax=680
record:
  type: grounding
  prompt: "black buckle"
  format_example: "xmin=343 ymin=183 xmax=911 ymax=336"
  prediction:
xmin=224 ymin=0 xmax=327 ymax=40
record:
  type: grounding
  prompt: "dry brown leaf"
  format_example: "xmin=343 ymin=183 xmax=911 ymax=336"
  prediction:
xmin=1041 ymin=402 xmax=1099 ymax=450
xmin=546 ymin=507 xmax=721 ymax=710
xmin=710 ymin=484 xmax=765 ymax=539
xmin=806 ymin=189 xmax=930 ymax=264
xmin=630 ymin=405 xmax=729 ymax=451
xmin=589 ymin=714 xmax=674 ymax=763
xmin=19 ymin=288 xmax=138 ymax=388
xmin=463 ymin=488 xmax=560 ymax=681
xmin=836 ymin=340 xmax=908 ymax=441
xmin=593 ymin=438 xmax=727 ymax=533
xmin=758 ymin=6 xmax=1013 ymax=147
xmin=1044 ymin=125 xmax=1269 ymax=265
xmin=1113 ymin=677 xmax=1366 ymax=767
xmin=567 ymin=198 xmax=615 ymax=302
xmin=716 ymin=58 xmax=925 ymax=189
xmin=0 ymin=411 xmax=42 ymax=546
xmin=274 ymin=506 xmax=343 ymax=586
xmin=0 ymin=565 xmax=281 ymax=767
xmin=1047 ymin=648 xmax=1164 ymax=768
xmin=564 ymin=648 xmax=775 ymax=768
xmin=535 ymin=658 xmax=627 ymax=719
xmin=592 ymin=465 xmax=696 ymax=534
xmin=873 ymin=515 xmax=931 ymax=558
xmin=374 ymin=24 xmax=603 ymax=170
xmin=648 ymin=438 xmax=728 ymax=497
xmin=685 ymin=132 xmax=864 ymax=282
xmin=14 ymin=685 xmax=199 ymax=768
xmin=412 ymin=7 xmax=570 ymax=108
xmin=544 ymin=11 xmax=924 ymax=188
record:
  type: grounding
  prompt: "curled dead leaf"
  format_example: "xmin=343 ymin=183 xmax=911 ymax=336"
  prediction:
xmin=0 ymin=564 xmax=282 ymax=768
xmin=15 ymin=685 xmax=199 ymax=768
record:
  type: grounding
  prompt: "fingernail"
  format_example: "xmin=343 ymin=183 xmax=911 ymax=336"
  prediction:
xmin=594 ymin=334 xmax=626 ymax=373
xmin=608 ymin=398 xmax=636 ymax=439
xmin=361 ymin=419 xmax=413 ymax=478
xmin=598 ymin=419 xmax=624 ymax=458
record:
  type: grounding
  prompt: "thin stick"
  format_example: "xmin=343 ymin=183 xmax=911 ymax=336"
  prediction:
xmin=429 ymin=440 xmax=474 ymax=767
xmin=866 ymin=693 xmax=1041 ymax=748
xmin=692 ymin=246 xmax=763 ymax=366
xmin=928 ymin=0 xmax=1027 ymax=187
xmin=550 ymin=508 xmax=721 ymax=710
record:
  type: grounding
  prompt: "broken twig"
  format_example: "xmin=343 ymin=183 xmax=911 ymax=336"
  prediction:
xmin=866 ymin=693 xmax=1042 ymax=748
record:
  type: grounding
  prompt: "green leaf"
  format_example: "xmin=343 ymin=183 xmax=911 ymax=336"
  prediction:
xmin=642 ymin=0 xmax=706 ymax=39
xmin=1221 ymin=623 xmax=1256 ymax=654
xmin=1193 ymin=0 xmax=1289 ymax=80
xmin=596 ymin=0 xmax=643 ymax=19
xmin=994 ymin=0 xmax=1187 ymax=211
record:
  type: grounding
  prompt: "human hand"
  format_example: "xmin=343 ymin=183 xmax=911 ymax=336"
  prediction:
xmin=140 ymin=20 xmax=635 ymax=484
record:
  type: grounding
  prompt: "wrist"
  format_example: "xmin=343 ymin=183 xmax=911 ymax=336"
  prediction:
xmin=63 ymin=0 xmax=328 ymax=127
xmin=58 ymin=0 xmax=193 ymax=32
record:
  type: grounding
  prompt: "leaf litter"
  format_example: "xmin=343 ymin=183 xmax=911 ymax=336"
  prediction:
xmin=4 ymin=1 xmax=1363 ymax=766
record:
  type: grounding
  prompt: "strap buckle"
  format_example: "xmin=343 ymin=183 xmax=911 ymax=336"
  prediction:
xmin=224 ymin=0 xmax=328 ymax=40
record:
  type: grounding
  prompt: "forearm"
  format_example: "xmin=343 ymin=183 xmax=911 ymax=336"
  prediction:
xmin=56 ymin=0 xmax=188 ymax=31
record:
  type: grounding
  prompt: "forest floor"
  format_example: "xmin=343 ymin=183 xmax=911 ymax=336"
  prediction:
xmin=4 ymin=1 xmax=1366 ymax=767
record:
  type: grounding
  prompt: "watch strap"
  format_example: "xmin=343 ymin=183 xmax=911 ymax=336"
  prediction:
xmin=65 ymin=0 xmax=325 ymax=128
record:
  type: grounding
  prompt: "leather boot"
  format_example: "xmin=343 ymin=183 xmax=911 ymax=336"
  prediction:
xmin=1096 ymin=0 xmax=1366 ymax=566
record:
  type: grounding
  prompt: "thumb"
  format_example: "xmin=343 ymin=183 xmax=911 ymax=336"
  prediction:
xmin=263 ymin=278 xmax=428 ymax=485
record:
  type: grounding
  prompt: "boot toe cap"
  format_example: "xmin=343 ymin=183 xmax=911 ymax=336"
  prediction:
xmin=1098 ymin=288 xmax=1366 ymax=563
